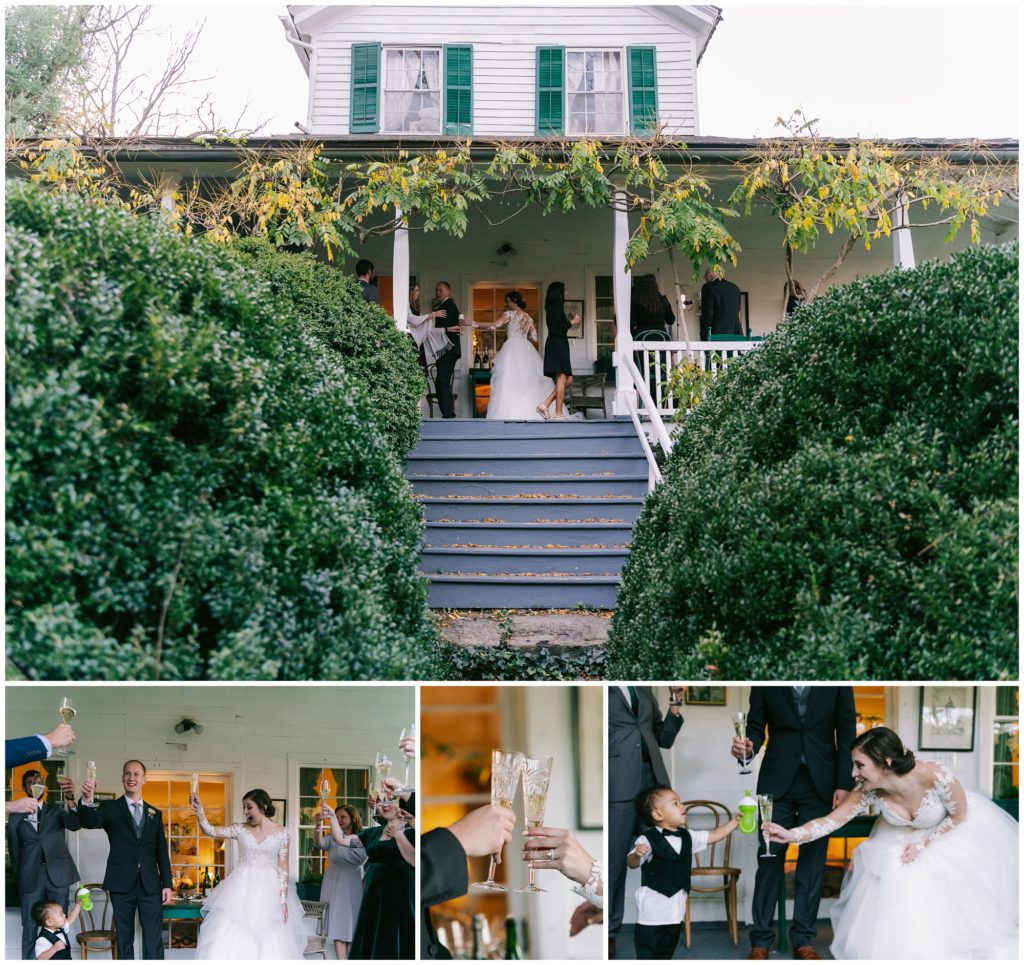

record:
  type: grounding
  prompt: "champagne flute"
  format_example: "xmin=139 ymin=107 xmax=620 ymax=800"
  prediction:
xmin=30 ymin=781 xmax=46 ymax=802
xmin=85 ymin=760 xmax=99 ymax=807
xmin=375 ymin=752 xmax=392 ymax=801
xmin=516 ymin=755 xmax=554 ymax=893
xmin=733 ymin=712 xmax=752 ymax=775
xmin=56 ymin=696 xmax=77 ymax=757
xmin=472 ymin=750 xmax=525 ymax=892
xmin=757 ymin=793 xmax=775 ymax=859
xmin=398 ymin=724 xmax=416 ymax=792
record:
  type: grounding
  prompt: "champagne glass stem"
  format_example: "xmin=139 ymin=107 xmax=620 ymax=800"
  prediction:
xmin=486 ymin=855 xmax=499 ymax=886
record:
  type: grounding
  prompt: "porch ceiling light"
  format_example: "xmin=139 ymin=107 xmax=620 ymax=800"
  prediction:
xmin=174 ymin=717 xmax=204 ymax=735
xmin=496 ymin=242 xmax=517 ymax=256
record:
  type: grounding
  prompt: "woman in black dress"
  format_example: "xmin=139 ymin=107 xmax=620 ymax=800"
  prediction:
xmin=348 ymin=799 xmax=415 ymax=959
xmin=629 ymin=274 xmax=676 ymax=338
xmin=537 ymin=281 xmax=581 ymax=420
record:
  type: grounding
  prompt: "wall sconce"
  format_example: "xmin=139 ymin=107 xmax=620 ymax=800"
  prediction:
xmin=174 ymin=718 xmax=204 ymax=736
xmin=496 ymin=242 xmax=517 ymax=256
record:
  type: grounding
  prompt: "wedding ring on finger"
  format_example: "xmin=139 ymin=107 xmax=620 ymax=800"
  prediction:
xmin=548 ymin=848 xmax=556 ymax=861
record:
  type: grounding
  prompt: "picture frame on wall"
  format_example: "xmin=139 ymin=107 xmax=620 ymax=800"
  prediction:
xmin=919 ymin=686 xmax=976 ymax=751
xmin=564 ymin=299 xmax=585 ymax=339
xmin=684 ymin=686 xmax=727 ymax=706
xmin=271 ymin=798 xmax=287 ymax=825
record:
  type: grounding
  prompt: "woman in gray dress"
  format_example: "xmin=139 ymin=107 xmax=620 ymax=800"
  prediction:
xmin=315 ymin=804 xmax=367 ymax=960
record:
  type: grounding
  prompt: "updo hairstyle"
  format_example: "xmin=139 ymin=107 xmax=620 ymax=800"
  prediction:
xmin=852 ymin=726 xmax=916 ymax=775
xmin=242 ymin=788 xmax=276 ymax=817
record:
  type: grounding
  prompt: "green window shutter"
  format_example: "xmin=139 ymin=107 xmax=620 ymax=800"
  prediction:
xmin=627 ymin=46 xmax=658 ymax=135
xmin=350 ymin=42 xmax=381 ymax=133
xmin=444 ymin=45 xmax=473 ymax=136
xmin=536 ymin=47 xmax=565 ymax=136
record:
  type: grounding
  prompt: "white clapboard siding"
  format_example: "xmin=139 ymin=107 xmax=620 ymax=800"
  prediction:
xmin=299 ymin=5 xmax=702 ymax=136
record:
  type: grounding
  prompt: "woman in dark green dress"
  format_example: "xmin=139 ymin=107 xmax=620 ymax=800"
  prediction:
xmin=538 ymin=281 xmax=581 ymax=420
xmin=349 ymin=800 xmax=415 ymax=960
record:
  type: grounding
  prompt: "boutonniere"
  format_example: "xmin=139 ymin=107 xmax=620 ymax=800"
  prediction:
xmin=147 ymin=807 xmax=157 ymax=819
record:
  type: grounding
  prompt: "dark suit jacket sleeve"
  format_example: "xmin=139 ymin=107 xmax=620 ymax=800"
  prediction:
xmin=420 ymin=828 xmax=469 ymax=907
xmin=435 ymin=298 xmax=460 ymax=328
xmin=75 ymin=800 xmax=104 ymax=829
xmin=61 ymin=805 xmax=80 ymax=832
xmin=5 ymin=736 xmax=47 ymax=769
xmin=661 ymin=295 xmax=676 ymax=326
xmin=156 ymin=816 xmax=173 ymax=889
xmin=9 ymin=814 xmax=22 ymax=869
xmin=746 ymin=687 xmax=768 ymax=757
xmin=833 ymin=688 xmax=857 ymax=792
xmin=652 ymin=705 xmax=683 ymax=749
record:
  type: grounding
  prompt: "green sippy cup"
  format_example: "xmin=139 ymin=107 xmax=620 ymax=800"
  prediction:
xmin=738 ymin=790 xmax=758 ymax=834
xmin=76 ymin=886 xmax=93 ymax=912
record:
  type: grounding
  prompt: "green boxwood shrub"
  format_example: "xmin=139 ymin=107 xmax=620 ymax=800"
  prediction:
xmin=610 ymin=242 xmax=1018 ymax=680
xmin=6 ymin=181 xmax=436 ymax=680
xmin=227 ymin=238 xmax=425 ymax=456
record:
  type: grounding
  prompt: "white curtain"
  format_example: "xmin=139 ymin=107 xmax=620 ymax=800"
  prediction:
xmin=566 ymin=50 xmax=623 ymax=135
xmin=384 ymin=49 xmax=440 ymax=132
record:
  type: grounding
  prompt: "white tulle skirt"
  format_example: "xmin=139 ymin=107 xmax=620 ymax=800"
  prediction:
xmin=830 ymin=793 xmax=1019 ymax=959
xmin=487 ymin=335 xmax=554 ymax=420
xmin=195 ymin=864 xmax=308 ymax=960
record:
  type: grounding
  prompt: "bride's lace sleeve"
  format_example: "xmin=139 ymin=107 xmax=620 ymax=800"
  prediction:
xmin=195 ymin=812 xmax=240 ymax=839
xmin=792 ymin=790 xmax=870 ymax=844
xmin=276 ymin=833 xmax=290 ymax=905
xmin=918 ymin=764 xmax=967 ymax=852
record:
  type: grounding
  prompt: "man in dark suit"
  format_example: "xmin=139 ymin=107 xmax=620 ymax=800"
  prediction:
xmin=608 ymin=685 xmax=684 ymax=957
xmin=5 ymin=724 xmax=76 ymax=769
xmin=733 ymin=686 xmax=856 ymax=961
xmin=356 ymin=258 xmax=381 ymax=304
xmin=9 ymin=770 xmax=82 ymax=959
xmin=78 ymin=760 xmax=173 ymax=959
xmin=432 ymin=281 xmax=462 ymax=418
xmin=699 ymin=268 xmax=744 ymax=339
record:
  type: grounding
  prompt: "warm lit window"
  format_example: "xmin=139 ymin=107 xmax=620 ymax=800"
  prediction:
xmin=594 ymin=275 xmax=616 ymax=366
xmin=383 ymin=48 xmax=442 ymax=133
xmin=297 ymin=766 xmax=370 ymax=889
xmin=566 ymin=50 xmax=625 ymax=134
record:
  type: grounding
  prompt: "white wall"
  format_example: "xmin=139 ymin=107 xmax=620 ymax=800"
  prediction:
xmin=5 ymin=683 xmax=414 ymax=886
xmin=303 ymin=5 xmax=701 ymax=137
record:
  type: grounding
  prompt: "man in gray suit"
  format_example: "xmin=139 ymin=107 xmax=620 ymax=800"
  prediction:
xmin=8 ymin=770 xmax=82 ymax=959
xmin=608 ymin=686 xmax=684 ymax=957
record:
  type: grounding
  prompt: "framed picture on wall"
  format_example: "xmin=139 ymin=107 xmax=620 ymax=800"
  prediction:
xmin=94 ymin=791 xmax=116 ymax=802
xmin=919 ymin=686 xmax=976 ymax=751
xmin=564 ymin=299 xmax=585 ymax=339
xmin=271 ymin=798 xmax=287 ymax=825
xmin=684 ymin=686 xmax=727 ymax=706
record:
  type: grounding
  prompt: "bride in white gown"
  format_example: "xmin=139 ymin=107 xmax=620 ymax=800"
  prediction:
xmin=765 ymin=726 xmax=1019 ymax=960
xmin=474 ymin=291 xmax=554 ymax=420
xmin=191 ymin=789 xmax=307 ymax=959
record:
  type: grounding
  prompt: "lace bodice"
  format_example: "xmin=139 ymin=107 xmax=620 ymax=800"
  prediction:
xmin=793 ymin=764 xmax=957 ymax=848
xmin=497 ymin=309 xmax=537 ymax=341
xmin=197 ymin=814 xmax=290 ymax=903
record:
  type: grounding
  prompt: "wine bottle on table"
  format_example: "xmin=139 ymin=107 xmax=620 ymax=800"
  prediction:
xmin=504 ymin=915 xmax=522 ymax=960
xmin=470 ymin=913 xmax=487 ymax=960
xmin=202 ymin=867 xmax=211 ymax=896
xmin=213 ymin=866 xmax=221 ymax=888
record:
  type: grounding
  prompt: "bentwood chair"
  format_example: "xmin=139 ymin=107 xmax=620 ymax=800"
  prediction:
xmin=682 ymin=800 xmax=743 ymax=947
xmin=301 ymin=899 xmax=330 ymax=959
xmin=76 ymin=883 xmax=118 ymax=959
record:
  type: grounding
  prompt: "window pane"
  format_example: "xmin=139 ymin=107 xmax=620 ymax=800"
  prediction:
xmin=993 ymin=765 xmax=1019 ymax=799
xmin=994 ymin=721 xmax=1019 ymax=764
xmin=996 ymin=687 xmax=1019 ymax=717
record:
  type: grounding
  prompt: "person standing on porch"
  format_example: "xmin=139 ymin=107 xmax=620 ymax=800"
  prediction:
xmin=356 ymin=258 xmax=380 ymax=305
xmin=699 ymin=267 xmax=743 ymax=339
xmin=537 ymin=281 xmax=580 ymax=420
xmin=432 ymin=281 xmax=462 ymax=419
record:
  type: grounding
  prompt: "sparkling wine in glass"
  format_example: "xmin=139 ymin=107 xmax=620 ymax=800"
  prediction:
xmin=757 ymin=794 xmax=775 ymax=858
xmin=30 ymin=781 xmax=46 ymax=801
xmin=472 ymin=750 xmax=525 ymax=892
xmin=516 ymin=755 xmax=554 ymax=893
xmin=375 ymin=753 xmax=393 ymax=801
xmin=86 ymin=761 xmax=100 ymax=807
xmin=56 ymin=697 xmax=76 ymax=757
xmin=733 ymin=712 xmax=752 ymax=775
xmin=398 ymin=724 xmax=416 ymax=792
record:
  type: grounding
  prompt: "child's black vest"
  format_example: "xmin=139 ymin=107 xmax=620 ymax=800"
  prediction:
xmin=37 ymin=927 xmax=72 ymax=960
xmin=639 ymin=827 xmax=693 ymax=897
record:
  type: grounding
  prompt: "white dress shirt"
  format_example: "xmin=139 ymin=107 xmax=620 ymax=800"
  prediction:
xmin=633 ymin=827 xmax=710 ymax=926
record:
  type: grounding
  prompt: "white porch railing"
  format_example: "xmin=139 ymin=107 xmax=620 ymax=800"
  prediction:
xmin=619 ymin=339 xmax=762 ymax=490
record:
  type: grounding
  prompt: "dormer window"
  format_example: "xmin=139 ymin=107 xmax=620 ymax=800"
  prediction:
xmin=566 ymin=49 xmax=625 ymax=135
xmin=383 ymin=47 xmax=442 ymax=133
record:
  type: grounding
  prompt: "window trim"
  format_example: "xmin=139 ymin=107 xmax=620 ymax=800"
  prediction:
xmin=380 ymin=44 xmax=444 ymax=135
xmin=564 ymin=47 xmax=629 ymax=137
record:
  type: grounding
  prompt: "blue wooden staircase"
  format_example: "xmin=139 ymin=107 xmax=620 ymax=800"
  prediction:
xmin=406 ymin=419 xmax=648 ymax=608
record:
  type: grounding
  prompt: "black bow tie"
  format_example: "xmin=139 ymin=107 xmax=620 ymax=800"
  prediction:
xmin=661 ymin=828 xmax=685 ymax=838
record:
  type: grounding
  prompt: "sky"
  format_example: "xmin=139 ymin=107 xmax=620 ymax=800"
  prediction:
xmin=89 ymin=2 xmax=1021 ymax=139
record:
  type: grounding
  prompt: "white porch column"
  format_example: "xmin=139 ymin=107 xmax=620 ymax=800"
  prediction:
xmin=892 ymin=193 xmax=916 ymax=269
xmin=392 ymin=206 xmax=410 ymax=331
xmin=612 ymin=188 xmax=635 ymax=416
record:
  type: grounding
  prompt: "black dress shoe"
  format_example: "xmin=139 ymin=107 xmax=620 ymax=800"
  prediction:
xmin=609 ymin=936 xmax=617 ymax=958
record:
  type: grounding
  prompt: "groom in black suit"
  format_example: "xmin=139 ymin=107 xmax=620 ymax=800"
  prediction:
xmin=608 ymin=685 xmax=684 ymax=957
xmin=432 ymin=281 xmax=461 ymax=418
xmin=9 ymin=770 xmax=82 ymax=959
xmin=735 ymin=686 xmax=856 ymax=961
xmin=78 ymin=760 xmax=173 ymax=959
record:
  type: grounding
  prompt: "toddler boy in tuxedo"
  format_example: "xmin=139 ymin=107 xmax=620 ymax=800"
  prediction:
xmin=31 ymin=898 xmax=82 ymax=961
xmin=627 ymin=786 xmax=738 ymax=959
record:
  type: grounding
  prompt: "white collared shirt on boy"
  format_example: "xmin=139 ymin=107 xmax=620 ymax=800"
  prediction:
xmin=632 ymin=828 xmax=711 ymax=925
